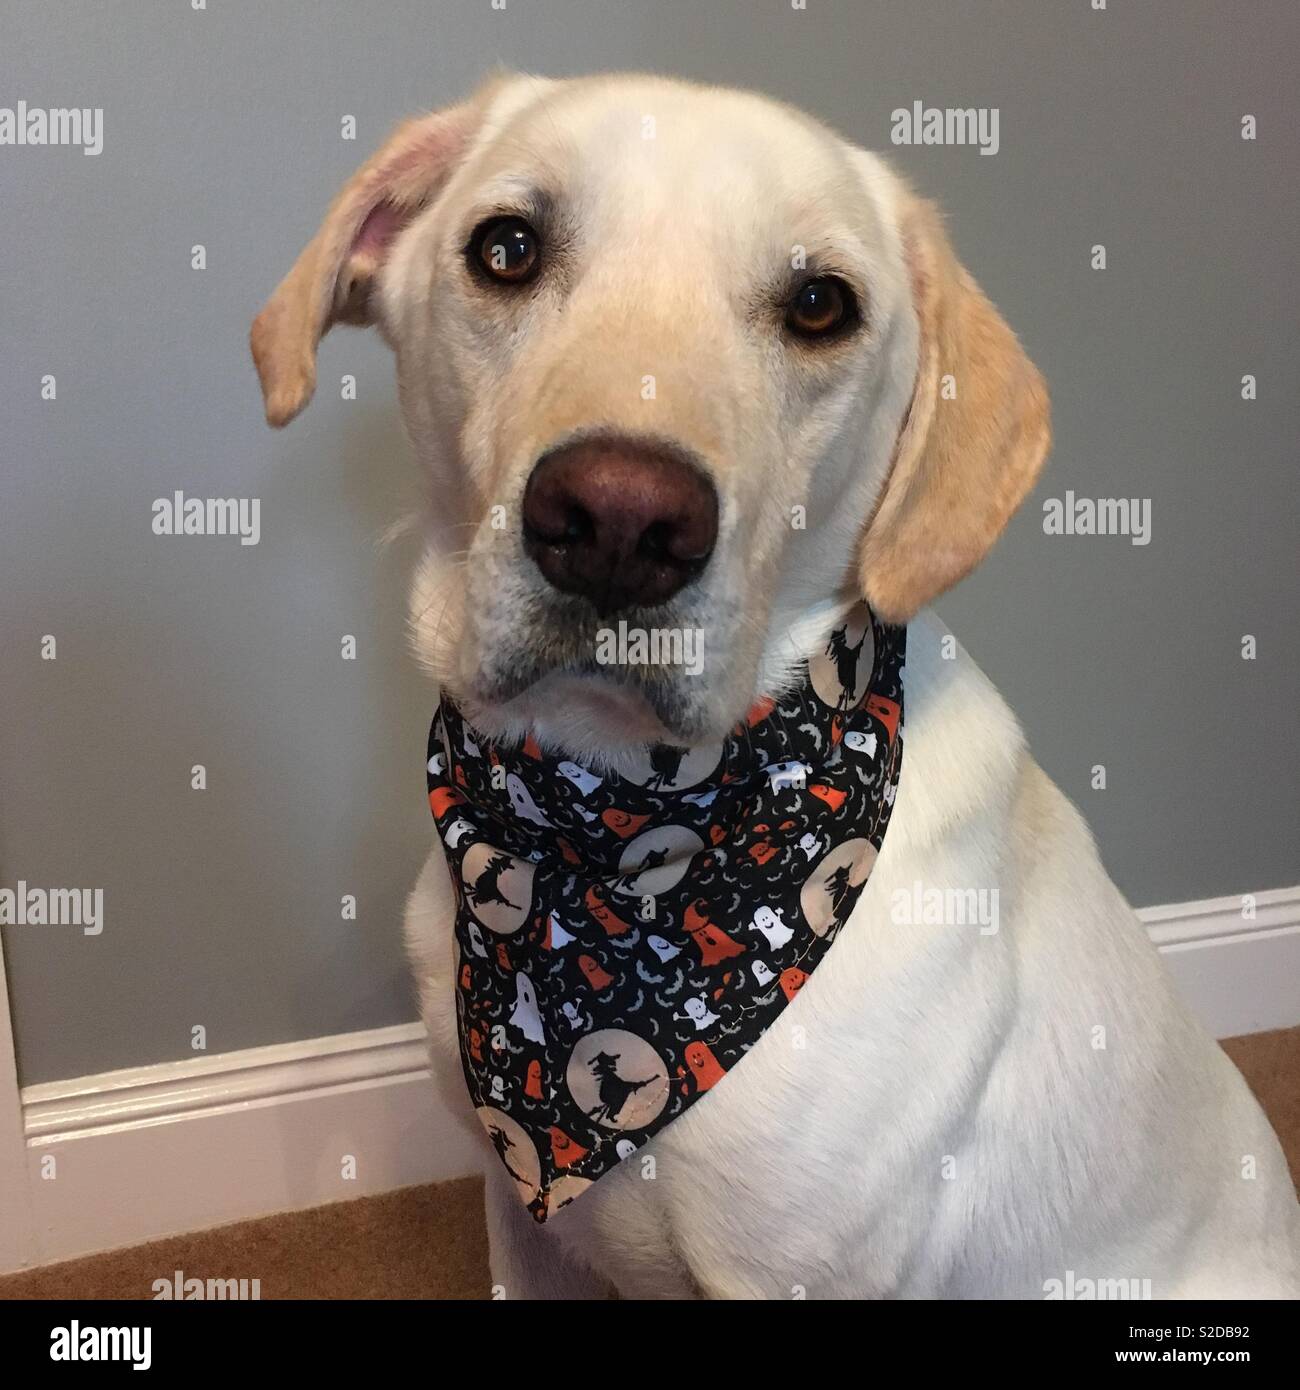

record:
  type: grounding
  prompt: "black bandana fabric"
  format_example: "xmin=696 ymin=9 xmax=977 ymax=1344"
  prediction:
xmin=427 ymin=604 xmax=904 ymax=1221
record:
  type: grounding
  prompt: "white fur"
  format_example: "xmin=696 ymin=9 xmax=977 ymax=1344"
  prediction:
xmin=391 ymin=76 xmax=1299 ymax=1299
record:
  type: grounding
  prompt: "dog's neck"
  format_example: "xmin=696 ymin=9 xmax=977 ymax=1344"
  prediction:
xmin=496 ymin=594 xmax=865 ymax=780
xmin=436 ymin=598 xmax=887 ymax=863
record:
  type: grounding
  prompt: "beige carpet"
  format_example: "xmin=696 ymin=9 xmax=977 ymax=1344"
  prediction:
xmin=3 ymin=1028 xmax=1296 ymax=1300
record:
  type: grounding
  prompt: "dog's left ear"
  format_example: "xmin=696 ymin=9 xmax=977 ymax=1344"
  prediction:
xmin=250 ymin=75 xmax=510 ymax=428
xmin=859 ymin=193 xmax=1051 ymax=621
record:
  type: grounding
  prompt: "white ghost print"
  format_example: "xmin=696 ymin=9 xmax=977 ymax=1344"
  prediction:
xmin=557 ymin=760 xmax=603 ymax=797
xmin=843 ymin=729 xmax=878 ymax=757
xmin=506 ymin=773 xmax=552 ymax=828
xmin=675 ymin=994 xmax=720 ymax=1031
xmin=750 ymin=905 xmax=794 ymax=949
xmin=509 ymin=971 xmax=545 ymax=1044
xmin=766 ymin=760 xmax=812 ymax=791
xmin=751 ymin=960 xmax=777 ymax=987
xmin=548 ymin=911 xmax=575 ymax=948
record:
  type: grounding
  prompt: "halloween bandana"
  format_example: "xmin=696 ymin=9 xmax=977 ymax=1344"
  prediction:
xmin=427 ymin=604 xmax=904 ymax=1221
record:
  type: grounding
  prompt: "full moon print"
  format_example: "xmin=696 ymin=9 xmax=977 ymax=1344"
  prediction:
xmin=475 ymin=1106 xmax=541 ymax=1204
xmin=810 ymin=609 xmax=875 ymax=710
xmin=800 ymin=837 xmax=878 ymax=936
xmin=611 ymin=825 xmax=704 ymax=898
xmin=459 ymin=842 xmax=535 ymax=934
xmin=566 ymin=1030 xmax=671 ymax=1131
xmin=621 ymin=740 xmax=725 ymax=792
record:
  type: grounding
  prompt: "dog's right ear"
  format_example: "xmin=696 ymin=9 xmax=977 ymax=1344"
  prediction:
xmin=859 ymin=192 xmax=1051 ymax=621
xmin=250 ymin=77 xmax=508 ymax=428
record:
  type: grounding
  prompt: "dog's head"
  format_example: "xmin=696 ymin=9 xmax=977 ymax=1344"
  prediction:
xmin=251 ymin=73 xmax=1049 ymax=756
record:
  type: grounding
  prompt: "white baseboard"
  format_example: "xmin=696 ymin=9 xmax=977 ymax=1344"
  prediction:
xmin=0 ymin=928 xmax=37 ymax=1275
xmin=2 ymin=889 xmax=1296 ymax=1275
xmin=11 ymin=1024 xmax=481 ymax=1275
xmin=1138 ymin=886 xmax=1300 ymax=1040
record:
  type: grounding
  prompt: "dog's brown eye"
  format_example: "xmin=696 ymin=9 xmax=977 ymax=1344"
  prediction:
xmin=786 ymin=276 xmax=854 ymax=338
xmin=473 ymin=217 xmax=541 ymax=284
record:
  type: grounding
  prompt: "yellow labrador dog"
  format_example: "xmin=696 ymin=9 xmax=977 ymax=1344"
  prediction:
xmin=252 ymin=73 xmax=1299 ymax=1298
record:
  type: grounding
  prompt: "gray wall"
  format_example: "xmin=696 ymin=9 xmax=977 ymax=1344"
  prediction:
xmin=2 ymin=1 xmax=1295 ymax=1085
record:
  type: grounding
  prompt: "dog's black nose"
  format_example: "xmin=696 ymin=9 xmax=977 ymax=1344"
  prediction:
xmin=521 ymin=437 xmax=718 ymax=614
